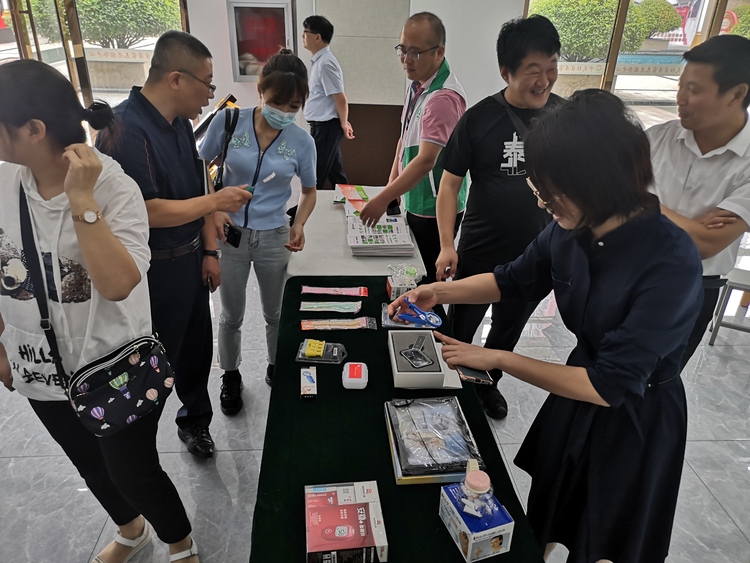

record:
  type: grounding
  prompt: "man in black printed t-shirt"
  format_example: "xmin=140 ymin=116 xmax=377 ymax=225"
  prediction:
xmin=435 ymin=16 xmax=562 ymax=419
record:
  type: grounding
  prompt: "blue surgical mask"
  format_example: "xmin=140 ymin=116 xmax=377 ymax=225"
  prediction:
xmin=262 ymin=105 xmax=297 ymax=130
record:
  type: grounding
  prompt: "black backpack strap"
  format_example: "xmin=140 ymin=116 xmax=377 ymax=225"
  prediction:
xmin=214 ymin=107 xmax=240 ymax=190
xmin=18 ymin=185 xmax=69 ymax=390
xmin=492 ymin=91 xmax=529 ymax=137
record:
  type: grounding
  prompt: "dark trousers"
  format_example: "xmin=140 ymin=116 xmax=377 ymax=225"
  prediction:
xmin=680 ymin=284 xmax=721 ymax=372
xmin=407 ymin=212 xmax=464 ymax=284
xmin=148 ymin=248 xmax=213 ymax=429
xmin=449 ymin=255 xmax=540 ymax=383
xmin=310 ymin=119 xmax=348 ymax=190
xmin=29 ymin=399 xmax=191 ymax=544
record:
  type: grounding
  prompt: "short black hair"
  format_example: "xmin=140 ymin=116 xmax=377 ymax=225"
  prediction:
xmin=525 ymin=89 xmax=653 ymax=230
xmin=496 ymin=15 xmax=560 ymax=74
xmin=258 ymin=49 xmax=309 ymax=107
xmin=406 ymin=12 xmax=446 ymax=46
xmin=150 ymin=30 xmax=212 ymax=80
xmin=303 ymin=15 xmax=334 ymax=44
xmin=683 ymin=34 xmax=750 ymax=109
xmin=0 ymin=59 xmax=116 ymax=148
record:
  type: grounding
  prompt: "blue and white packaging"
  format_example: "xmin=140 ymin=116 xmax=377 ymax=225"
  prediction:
xmin=439 ymin=483 xmax=514 ymax=561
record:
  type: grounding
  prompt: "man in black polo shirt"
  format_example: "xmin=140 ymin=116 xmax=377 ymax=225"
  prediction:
xmin=435 ymin=16 xmax=562 ymax=419
xmin=97 ymin=31 xmax=252 ymax=457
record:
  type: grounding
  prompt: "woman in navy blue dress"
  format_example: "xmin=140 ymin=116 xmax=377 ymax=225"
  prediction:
xmin=389 ymin=90 xmax=703 ymax=563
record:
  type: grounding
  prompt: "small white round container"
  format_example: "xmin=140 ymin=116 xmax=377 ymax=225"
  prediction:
xmin=342 ymin=362 xmax=368 ymax=389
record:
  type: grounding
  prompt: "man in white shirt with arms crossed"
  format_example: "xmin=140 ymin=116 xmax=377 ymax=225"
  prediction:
xmin=648 ymin=34 xmax=750 ymax=369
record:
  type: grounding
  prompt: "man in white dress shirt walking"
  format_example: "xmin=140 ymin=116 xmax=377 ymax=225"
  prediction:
xmin=302 ymin=15 xmax=355 ymax=190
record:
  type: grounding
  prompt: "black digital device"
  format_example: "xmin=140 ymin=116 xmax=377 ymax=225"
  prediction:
xmin=224 ymin=222 xmax=242 ymax=248
xmin=386 ymin=199 xmax=401 ymax=216
xmin=455 ymin=365 xmax=493 ymax=385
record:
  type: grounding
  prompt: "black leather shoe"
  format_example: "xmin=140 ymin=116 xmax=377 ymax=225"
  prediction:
xmin=265 ymin=364 xmax=274 ymax=387
xmin=220 ymin=370 xmax=244 ymax=415
xmin=177 ymin=426 xmax=215 ymax=458
xmin=476 ymin=384 xmax=508 ymax=420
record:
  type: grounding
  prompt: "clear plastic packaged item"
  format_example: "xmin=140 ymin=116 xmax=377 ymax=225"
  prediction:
xmin=300 ymin=301 xmax=362 ymax=314
xmin=388 ymin=263 xmax=424 ymax=285
xmin=386 ymin=263 xmax=424 ymax=300
xmin=385 ymin=397 xmax=484 ymax=476
xmin=300 ymin=317 xmax=377 ymax=331
xmin=301 ymin=285 xmax=368 ymax=297
xmin=381 ymin=303 xmax=422 ymax=329
xmin=296 ymin=339 xmax=348 ymax=365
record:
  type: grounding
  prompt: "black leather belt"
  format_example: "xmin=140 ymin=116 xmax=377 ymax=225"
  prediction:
xmin=150 ymin=234 xmax=201 ymax=260
xmin=307 ymin=118 xmax=338 ymax=127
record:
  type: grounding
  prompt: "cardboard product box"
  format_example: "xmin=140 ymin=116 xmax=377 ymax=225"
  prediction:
xmin=305 ymin=481 xmax=388 ymax=562
xmin=387 ymin=330 xmax=461 ymax=389
xmin=386 ymin=276 xmax=416 ymax=300
xmin=439 ymin=483 xmax=514 ymax=562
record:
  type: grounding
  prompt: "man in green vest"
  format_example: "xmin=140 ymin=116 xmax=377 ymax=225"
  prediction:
xmin=359 ymin=11 xmax=467 ymax=283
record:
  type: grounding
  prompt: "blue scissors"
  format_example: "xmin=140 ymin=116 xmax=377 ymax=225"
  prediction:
xmin=396 ymin=297 xmax=443 ymax=328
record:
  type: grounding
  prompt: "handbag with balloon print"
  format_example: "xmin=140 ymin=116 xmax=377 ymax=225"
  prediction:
xmin=19 ymin=187 xmax=173 ymax=438
xmin=68 ymin=335 xmax=175 ymax=437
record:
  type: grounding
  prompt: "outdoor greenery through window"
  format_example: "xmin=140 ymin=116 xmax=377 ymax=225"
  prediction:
xmin=527 ymin=0 xmax=746 ymax=127
xmin=29 ymin=0 xmax=181 ymax=49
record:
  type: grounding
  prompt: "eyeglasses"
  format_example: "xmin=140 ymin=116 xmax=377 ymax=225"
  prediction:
xmin=178 ymin=69 xmax=217 ymax=93
xmin=526 ymin=177 xmax=564 ymax=207
xmin=395 ymin=45 xmax=439 ymax=61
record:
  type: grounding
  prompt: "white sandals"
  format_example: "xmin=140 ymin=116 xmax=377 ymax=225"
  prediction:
xmin=170 ymin=538 xmax=199 ymax=562
xmin=92 ymin=521 xmax=152 ymax=563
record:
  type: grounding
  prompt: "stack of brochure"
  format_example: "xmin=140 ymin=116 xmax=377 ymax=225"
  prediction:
xmin=337 ymin=184 xmax=416 ymax=257
xmin=346 ymin=215 xmax=415 ymax=257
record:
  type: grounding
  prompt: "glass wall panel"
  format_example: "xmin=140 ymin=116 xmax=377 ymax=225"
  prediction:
xmin=722 ymin=0 xmax=750 ymax=37
xmin=611 ymin=0 xmax=725 ymax=127
xmin=528 ymin=0 xmax=624 ymax=96
xmin=75 ymin=0 xmax=182 ymax=107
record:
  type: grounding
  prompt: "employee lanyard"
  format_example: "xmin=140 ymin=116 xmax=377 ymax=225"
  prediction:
xmin=399 ymin=82 xmax=425 ymax=166
xmin=244 ymin=107 xmax=281 ymax=228
xmin=400 ymin=82 xmax=425 ymax=140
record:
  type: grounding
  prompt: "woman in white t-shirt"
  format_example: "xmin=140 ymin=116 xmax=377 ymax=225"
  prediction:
xmin=0 ymin=61 xmax=199 ymax=563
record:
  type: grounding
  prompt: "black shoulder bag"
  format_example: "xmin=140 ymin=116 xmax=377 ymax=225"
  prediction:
xmin=19 ymin=186 xmax=174 ymax=437
xmin=213 ymin=107 xmax=240 ymax=190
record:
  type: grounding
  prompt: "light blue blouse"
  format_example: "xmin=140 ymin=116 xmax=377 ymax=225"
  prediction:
xmin=199 ymin=107 xmax=317 ymax=230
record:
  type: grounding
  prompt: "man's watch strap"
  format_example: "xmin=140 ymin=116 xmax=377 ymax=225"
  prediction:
xmin=204 ymin=249 xmax=221 ymax=259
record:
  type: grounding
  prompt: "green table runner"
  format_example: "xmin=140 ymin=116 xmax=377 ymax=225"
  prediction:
xmin=249 ymin=276 xmax=544 ymax=562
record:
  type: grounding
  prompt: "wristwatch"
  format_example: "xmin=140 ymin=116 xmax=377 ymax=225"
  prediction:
xmin=204 ymin=249 xmax=222 ymax=259
xmin=72 ymin=209 xmax=103 ymax=224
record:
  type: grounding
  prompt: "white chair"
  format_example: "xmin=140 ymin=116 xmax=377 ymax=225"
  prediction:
xmin=708 ymin=268 xmax=750 ymax=345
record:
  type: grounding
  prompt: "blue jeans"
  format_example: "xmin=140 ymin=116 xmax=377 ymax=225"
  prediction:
xmin=218 ymin=225 xmax=291 ymax=369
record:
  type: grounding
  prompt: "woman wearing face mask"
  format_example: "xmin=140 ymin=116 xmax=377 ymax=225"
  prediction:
xmin=199 ymin=49 xmax=316 ymax=415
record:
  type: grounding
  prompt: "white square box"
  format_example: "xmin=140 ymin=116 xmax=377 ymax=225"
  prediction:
xmin=439 ymin=483 xmax=515 ymax=561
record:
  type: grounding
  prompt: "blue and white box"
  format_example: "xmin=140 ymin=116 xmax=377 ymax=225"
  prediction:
xmin=439 ymin=483 xmax=514 ymax=561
